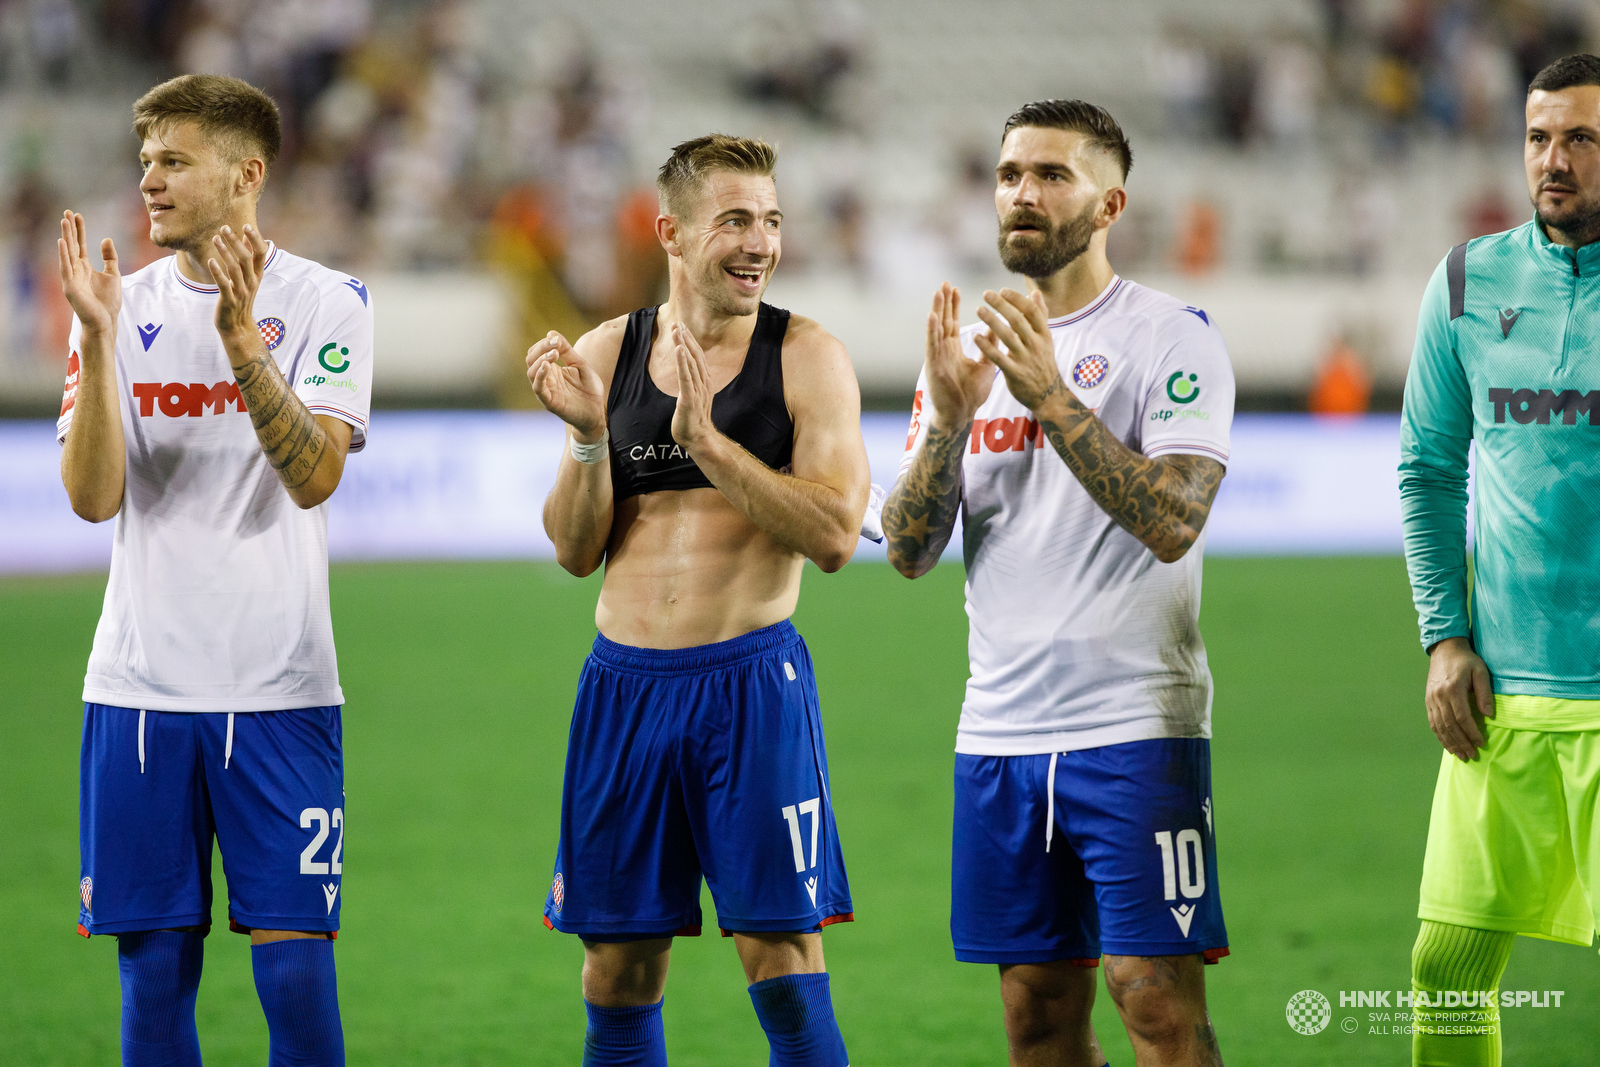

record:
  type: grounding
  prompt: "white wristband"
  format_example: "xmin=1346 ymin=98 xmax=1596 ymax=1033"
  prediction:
xmin=570 ymin=431 xmax=608 ymax=464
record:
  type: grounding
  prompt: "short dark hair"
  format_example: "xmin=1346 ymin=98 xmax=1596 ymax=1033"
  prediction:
xmin=133 ymin=74 xmax=281 ymax=166
xmin=657 ymin=134 xmax=777 ymax=219
xmin=1002 ymin=99 xmax=1132 ymax=181
xmin=1528 ymin=53 xmax=1600 ymax=94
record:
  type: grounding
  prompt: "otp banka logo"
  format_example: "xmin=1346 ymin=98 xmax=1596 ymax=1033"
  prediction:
xmin=1166 ymin=371 xmax=1201 ymax=404
xmin=318 ymin=342 xmax=351 ymax=373
xmin=305 ymin=342 xmax=359 ymax=393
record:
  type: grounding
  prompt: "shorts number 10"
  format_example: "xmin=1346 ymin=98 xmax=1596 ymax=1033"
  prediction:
xmin=1153 ymin=829 xmax=1205 ymax=901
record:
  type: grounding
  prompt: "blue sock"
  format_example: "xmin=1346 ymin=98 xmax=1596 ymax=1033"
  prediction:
xmin=117 ymin=930 xmax=204 ymax=1067
xmin=748 ymin=973 xmax=848 ymax=1067
xmin=251 ymin=939 xmax=345 ymax=1067
xmin=583 ymin=999 xmax=667 ymax=1066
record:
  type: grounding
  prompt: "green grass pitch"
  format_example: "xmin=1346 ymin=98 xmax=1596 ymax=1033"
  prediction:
xmin=2 ymin=558 xmax=1595 ymax=1065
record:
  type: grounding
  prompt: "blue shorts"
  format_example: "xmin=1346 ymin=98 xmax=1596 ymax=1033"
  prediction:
xmin=78 ymin=704 xmax=345 ymax=937
xmin=544 ymin=621 xmax=852 ymax=940
xmin=951 ymin=739 xmax=1228 ymax=964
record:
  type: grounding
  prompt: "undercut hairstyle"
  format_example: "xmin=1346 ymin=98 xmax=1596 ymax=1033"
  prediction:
xmin=133 ymin=74 xmax=282 ymax=167
xmin=1002 ymin=99 xmax=1132 ymax=182
xmin=657 ymin=134 xmax=777 ymax=219
xmin=1528 ymin=53 xmax=1600 ymax=94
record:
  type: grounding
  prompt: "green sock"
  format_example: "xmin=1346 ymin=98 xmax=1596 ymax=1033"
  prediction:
xmin=1411 ymin=921 xmax=1515 ymax=1067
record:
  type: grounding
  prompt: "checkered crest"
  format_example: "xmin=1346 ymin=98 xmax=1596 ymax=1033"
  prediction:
xmin=257 ymin=317 xmax=286 ymax=351
xmin=1285 ymin=989 xmax=1331 ymax=1035
xmin=1072 ymin=354 xmax=1110 ymax=389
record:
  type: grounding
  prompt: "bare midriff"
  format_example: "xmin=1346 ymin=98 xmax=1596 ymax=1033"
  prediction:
xmin=596 ymin=487 xmax=804 ymax=649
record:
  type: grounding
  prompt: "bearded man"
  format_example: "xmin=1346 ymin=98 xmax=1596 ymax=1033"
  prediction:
xmin=1399 ymin=52 xmax=1600 ymax=1067
xmin=883 ymin=99 xmax=1236 ymax=1067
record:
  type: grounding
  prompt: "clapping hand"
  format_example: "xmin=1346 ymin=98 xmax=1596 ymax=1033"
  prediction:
xmin=669 ymin=322 xmax=718 ymax=450
xmin=209 ymin=224 xmax=269 ymax=342
xmin=57 ymin=212 xmax=121 ymax=337
xmin=528 ymin=332 xmax=607 ymax=444
xmin=974 ymin=288 xmax=1064 ymax=412
xmin=924 ymin=283 xmax=994 ymax=431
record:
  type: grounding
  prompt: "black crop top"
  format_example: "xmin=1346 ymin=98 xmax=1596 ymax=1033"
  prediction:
xmin=606 ymin=303 xmax=794 ymax=501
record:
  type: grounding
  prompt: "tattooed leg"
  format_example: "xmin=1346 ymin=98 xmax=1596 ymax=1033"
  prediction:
xmin=882 ymin=422 xmax=969 ymax=577
xmin=997 ymin=962 xmax=1109 ymax=1067
xmin=1103 ymin=954 xmax=1222 ymax=1066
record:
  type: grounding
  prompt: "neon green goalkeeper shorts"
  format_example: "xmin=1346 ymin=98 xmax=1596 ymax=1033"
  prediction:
xmin=1418 ymin=698 xmax=1600 ymax=947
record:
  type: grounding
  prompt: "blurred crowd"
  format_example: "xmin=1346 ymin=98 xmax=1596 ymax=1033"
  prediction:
xmin=0 ymin=0 xmax=1595 ymax=413
xmin=1156 ymin=1 xmax=1588 ymax=149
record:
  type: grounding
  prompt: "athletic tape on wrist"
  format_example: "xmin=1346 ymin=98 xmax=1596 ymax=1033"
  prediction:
xmin=570 ymin=432 xmax=609 ymax=464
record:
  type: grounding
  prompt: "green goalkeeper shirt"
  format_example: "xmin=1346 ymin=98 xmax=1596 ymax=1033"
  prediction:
xmin=1400 ymin=218 xmax=1600 ymax=702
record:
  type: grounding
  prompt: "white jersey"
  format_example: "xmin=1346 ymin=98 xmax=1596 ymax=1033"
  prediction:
xmin=900 ymin=276 xmax=1234 ymax=755
xmin=57 ymin=245 xmax=375 ymax=712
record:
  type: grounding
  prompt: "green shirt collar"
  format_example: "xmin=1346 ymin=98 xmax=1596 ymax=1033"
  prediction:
xmin=1528 ymin=215 xmax=1600 ymax=274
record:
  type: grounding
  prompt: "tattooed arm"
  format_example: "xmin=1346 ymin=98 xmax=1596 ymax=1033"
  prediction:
xmin=883 ymin=283 xmax=994 ymax=578
xmin=211 ymin=225 xmax=352 ymax=508
xmin=883 ymin=422 xmax=969 ymax=578
xmin=1033 ymin=396 xmax=1222 ymax=563
xmin=975 ymin=288 xmax=1223 ymax=564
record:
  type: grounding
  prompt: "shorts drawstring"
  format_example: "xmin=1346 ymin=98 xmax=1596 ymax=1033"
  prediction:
xmin=224 ymin=713 xmax=235 ymax=770
xmin=138 ymin=709 xmax=146 ymax=774
xmin=1045 ymin=751 xmax=1058 ymax=852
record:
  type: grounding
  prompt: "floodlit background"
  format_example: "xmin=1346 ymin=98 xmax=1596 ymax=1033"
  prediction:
xmin=4 ymin=2 xmax=1599 ymax=1066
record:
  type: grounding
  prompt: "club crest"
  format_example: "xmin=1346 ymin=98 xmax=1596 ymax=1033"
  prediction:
xmin=1072 ymin=353 xmax=1110 ymax=389
xmin=551 ymin=872 xmax=564 ymax=915
xmin=80 ymin=876 xmax=93 ymax=914
xmin=257 ymin=317 xmax=286 ymax=351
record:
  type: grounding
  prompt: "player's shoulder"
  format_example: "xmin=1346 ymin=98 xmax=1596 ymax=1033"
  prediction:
xmin=267 ymin=246 xmax=373 ymax=311
xmin=1108 ymin=278 xmax=1217 ymax=338
xmin=569 ymin=310 xmax=632 ymax=380
xmin=1459 ymin=220 xmax=1532 ymax=257
xmin=577 ymin=311 xmax=631 ymax=355
xmin=779 ymin=308 xmax=848 ymax=363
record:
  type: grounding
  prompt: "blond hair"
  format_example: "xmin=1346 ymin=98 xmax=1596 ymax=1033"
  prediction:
xmin=133 ymin=74 xmax=282 ymax=167
xmin=656 ymin=134 xmax=777 ymax=219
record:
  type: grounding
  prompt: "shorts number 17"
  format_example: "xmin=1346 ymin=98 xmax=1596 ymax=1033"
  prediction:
xmin=781 ymin=799 xmax=822 ymax=873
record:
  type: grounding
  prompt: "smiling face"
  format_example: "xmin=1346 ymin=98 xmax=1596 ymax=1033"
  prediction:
xmin=1526 ymin=85 xmax=1600 ymax=246
xmin=994 ymin=126 xmax=1122 ymax=278
xmin=138 ymin=120 xmax=258 ymax=254
xmin=670 ymin=170 xmax=782 ymax=317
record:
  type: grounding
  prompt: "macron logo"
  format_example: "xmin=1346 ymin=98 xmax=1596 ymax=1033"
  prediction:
xmin=343 ymin=279 xmax=368 ymax=306
xmin=322 ymin=883 xmax=339 ymax=915
xmin=137 ymin=323 xmax=162 ymax=351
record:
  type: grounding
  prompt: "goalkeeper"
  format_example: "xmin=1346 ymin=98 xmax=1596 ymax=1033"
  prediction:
xmin=1400 ymin=53 xmax=1600 ymax=1067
